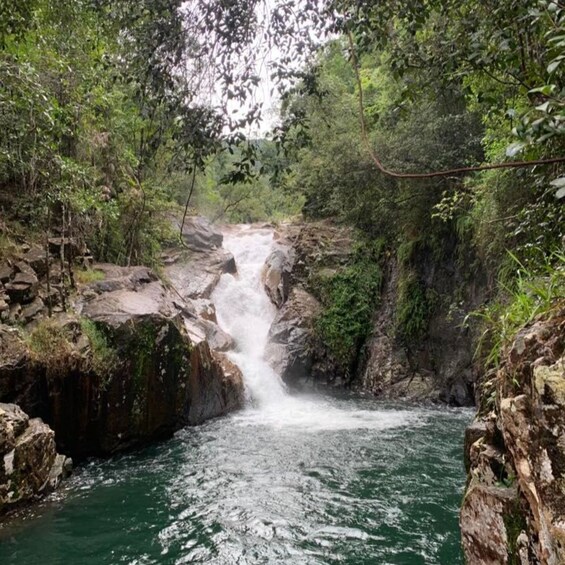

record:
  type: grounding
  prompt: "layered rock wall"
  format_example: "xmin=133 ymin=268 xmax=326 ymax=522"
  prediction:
xmin=360 ymin=246 xmax=483 ymax=405
xmin=461 ymin=309 xmax=565 ymax=564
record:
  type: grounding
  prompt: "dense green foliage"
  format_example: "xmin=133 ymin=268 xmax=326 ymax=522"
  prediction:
xmin=473 ymin=250 xmax=565 ymax=367
xmin=313 ymin=240 xmax=383 ymax=373
xmin=277 ymin=0 xmax=565 ymax=362
xmin=0 ymin=0 xmax=301 ymax=268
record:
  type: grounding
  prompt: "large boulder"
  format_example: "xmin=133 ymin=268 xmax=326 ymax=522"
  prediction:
xmin=264 ymin=221 xmax=357 ymax=387
xmin=262 ymin=243 xmax=295 ymax=308
xmin=265 ymin=287 xmax=321 ymax=385
xmin=177 ymin=216 xmax=223 ymax=252
xmin=164 ymin=248 xmax=236 ymax=300
xmin=182 ymin=320 xmax=243 ymax=424
xmin=0 ymin=403 xmax=70 ymax=515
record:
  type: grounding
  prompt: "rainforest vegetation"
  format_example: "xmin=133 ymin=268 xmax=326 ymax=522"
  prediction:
xmin=1 ymin=0 xmax=564 ymax=366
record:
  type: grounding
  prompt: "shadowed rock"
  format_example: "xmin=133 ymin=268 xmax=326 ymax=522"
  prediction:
xmin=266 ymin=287 xmax=321 ymax=385
xmin=0 ymin=403 xmax=71 ymax=515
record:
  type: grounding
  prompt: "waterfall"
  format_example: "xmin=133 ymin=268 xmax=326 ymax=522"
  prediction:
xmin=211 ymin=224 xmax=421 ymax=432
xmin=211 ymin=226 xmax=288 ymax=407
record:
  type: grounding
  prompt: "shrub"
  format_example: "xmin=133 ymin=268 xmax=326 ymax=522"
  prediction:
xmin=472 ymin=250 xmax=565 ymax=368
xmin=74 ymin=268 xmax=105 ymax=284
xmin=314 ymin=239 xmax=384 ymax=373
xmin=80 ymin=318 xmax=118 ymax=377
xmin=27 ymin=320 xmax=74 ymax=373
xmin=395 ymin=270 xmax=429 ymax=343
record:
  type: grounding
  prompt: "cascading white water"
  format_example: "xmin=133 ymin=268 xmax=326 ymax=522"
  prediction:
xmin=211 ymin=226 xmax=288 ymax=407
xmin=211 ymin=225 xmax=421 ymax=432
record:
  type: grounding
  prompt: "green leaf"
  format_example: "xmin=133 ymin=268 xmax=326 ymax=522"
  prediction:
xmin=529 ymin=85 xmax=556 ymax=96
xmin=548 ymin=58 xmax=564 ymax=74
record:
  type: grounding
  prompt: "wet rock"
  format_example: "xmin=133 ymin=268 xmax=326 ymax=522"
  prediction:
xmin=262 ymin=243 xmax=295 ymax=308
xmin=266 ymin=287 xmax=321 ymax=385
xmin=201 ymin=320 xmax=234 ymax=352
xmin=183 ymin=316 xmax=234 ymax=353
xmin=360 ymin=255 xmax=477 ymax=405
xmin=47 ymin=454 xmax=73 ymax=490
xmin=191 ymin=298 xmax=217 ymax=323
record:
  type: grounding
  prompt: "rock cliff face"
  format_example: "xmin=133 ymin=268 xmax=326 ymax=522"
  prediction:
xmin=360 ymin=246 xmax=482 ymax=406
xmin=263 ymin=221 xmax=355 ymax=387
xmin=0 ymin=217 xmax=244 ymax=463
xmin=461 ymin=309 xmax=565 ymax=564
xmin=264 ymin=222 xmax=482 ymax=404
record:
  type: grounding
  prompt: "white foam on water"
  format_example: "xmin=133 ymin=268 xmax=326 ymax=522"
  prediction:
xmin=211 ymin=225 xmax=421 ymax=432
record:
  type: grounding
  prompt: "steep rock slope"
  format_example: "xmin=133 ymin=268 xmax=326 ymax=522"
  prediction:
xmin=264 ymin=221 xmax=482 ymax=404
xmin=361 ymin=242 xmax=484 ymax=405
xmin=264 ymin=220 xmax=355 ymax=386
xmin=0 ymin=217 xmax=244 ymax=461
xmin=461 ymin=309 xmax=565 ymax=564
xmin=0 ymin=403 xmax=71 ymax=515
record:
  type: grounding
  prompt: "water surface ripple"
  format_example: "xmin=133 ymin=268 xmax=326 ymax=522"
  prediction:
xmin=0 ymin=397 xmax=470 ymax=565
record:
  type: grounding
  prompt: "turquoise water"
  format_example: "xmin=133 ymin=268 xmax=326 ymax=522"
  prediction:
xmin=0 ymin=394 xmax=470 ymax=565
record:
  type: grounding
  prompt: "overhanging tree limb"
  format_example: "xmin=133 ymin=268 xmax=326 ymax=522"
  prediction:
xmin=346 ymin=30 xmax=565 ymax=180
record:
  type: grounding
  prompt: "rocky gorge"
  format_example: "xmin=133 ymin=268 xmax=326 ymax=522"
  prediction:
xmin=262 ymin=220 xmax=482 ymax=406
xmin=1 ymin=215 xmax=564 ymax=565
xmin=262 ymin=221 xmax=565 ymax=563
